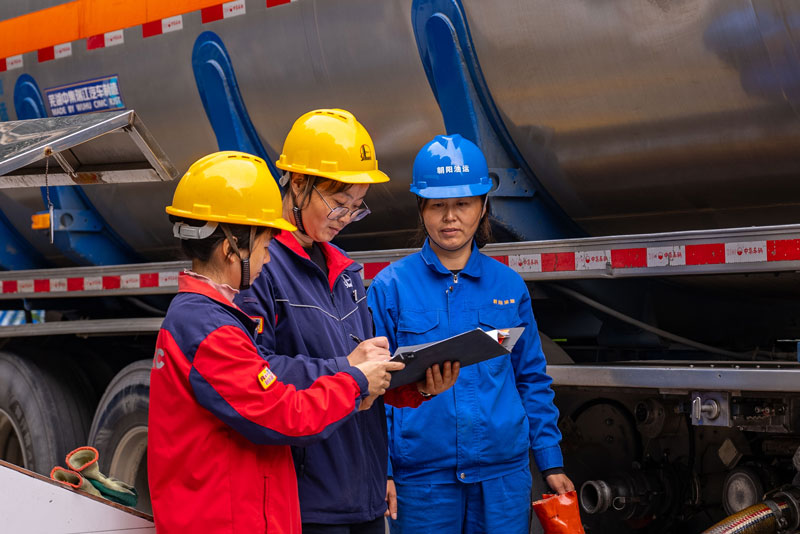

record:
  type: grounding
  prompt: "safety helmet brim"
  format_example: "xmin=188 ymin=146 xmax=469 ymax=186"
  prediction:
xmin=275 ymin=164 xmax=389 ymax=184
xmin=410 ymin=182 xmax=492 ymax=199
xmin=165 ymin=207 xmax=297 ymax=232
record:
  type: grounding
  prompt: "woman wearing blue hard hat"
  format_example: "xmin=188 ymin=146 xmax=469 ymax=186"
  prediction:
xmin=367 ymin=135 xmax=574 ymax=533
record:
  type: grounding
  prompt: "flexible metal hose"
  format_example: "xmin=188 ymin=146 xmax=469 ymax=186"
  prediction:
xmin=701 ymin=502 xmax=789 ymax=534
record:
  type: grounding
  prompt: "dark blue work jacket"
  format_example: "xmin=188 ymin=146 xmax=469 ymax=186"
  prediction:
xmin=235 ymin=231 xmax=421 ymax=524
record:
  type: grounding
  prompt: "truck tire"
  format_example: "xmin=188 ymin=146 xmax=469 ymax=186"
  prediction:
xmin=88 ymin=359 xmax=152 ymax=513
xmin=0 ymin=350 xmax=92 ymax=475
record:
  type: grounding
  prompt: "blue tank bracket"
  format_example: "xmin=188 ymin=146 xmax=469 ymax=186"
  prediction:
xmin=411 ymin=0 xmax=583 ymax=240
xmin=192 ymin=31 xmax=281 ymax=183
xmin=489 ymin=169 xmax=534 ymax=198
xmin=33 ymin=209 xmax=104 ymax=232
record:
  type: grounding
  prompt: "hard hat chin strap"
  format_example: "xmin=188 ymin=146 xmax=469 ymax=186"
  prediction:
xmin=292 ymin=206 xmax=307 ymax=235
xmin=287 ymin=178 xmax=308 ymax=235
xmin=220 ymin=224 xmax=256 ymax=290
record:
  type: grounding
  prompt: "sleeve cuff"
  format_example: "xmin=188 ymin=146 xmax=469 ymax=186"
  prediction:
xmin=334 ymin=356 xmax=351 ymax=372
xmin=343 ymin=367 xmax=369 ymax=397
xmin=532 ymin=445 xmax=564 ymax=472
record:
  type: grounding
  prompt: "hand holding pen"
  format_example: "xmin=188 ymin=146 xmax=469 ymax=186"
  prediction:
xmin=347 ymin=335 xmax=392 ymax=366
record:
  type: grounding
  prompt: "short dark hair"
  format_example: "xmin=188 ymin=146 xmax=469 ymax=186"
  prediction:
xmin=284 ymin=173 xmax=354 ymax=207
xmin=169 ymin=216 xmax=276 ymax=262
xmin=413 ymin=195 xmax=493 ymax=248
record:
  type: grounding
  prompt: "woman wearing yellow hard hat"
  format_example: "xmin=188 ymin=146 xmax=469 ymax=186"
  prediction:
xmin=235 ymin=110 xmax=459 ymax=533
xmin=148 ymin=151 xmax=404 ymax=534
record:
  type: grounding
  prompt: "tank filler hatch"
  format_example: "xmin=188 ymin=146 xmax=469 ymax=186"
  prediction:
xmin=0 ymin=110 xmax=177 ymax=189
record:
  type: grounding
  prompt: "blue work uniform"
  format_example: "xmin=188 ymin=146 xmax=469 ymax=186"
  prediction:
xmin=235 ymin=231 xmax=423 ymax=527
xmin=367 ymin=239 xmax=563 ymax=534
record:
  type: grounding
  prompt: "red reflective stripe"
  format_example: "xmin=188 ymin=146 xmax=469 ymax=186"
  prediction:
xmin=0 ymin=58 xmax=6 ymax=72
xmin=2 ymin=281 xmax=17 ymax=293
xmin=33 ymin=279 xmax=50 ymax=292
xmin=201 ymin=4 xmax=224 ymax=23
xmin=611 ymin=248 xmax=647 ymax=268
xmin=67 ymin=278 xmax=84 ymax=291
xmin=686 ymin=243 xmax=725 ymax=265
xmin=140 ymin=273 xmax=159 ymax=287
xmin=767 ymin=239 xmax=800 ymax=261
xmin=86 ymin=34 xmax=105 ymax=49
xmin=491 ymin=255 xmax=509 ymax=266
xmin=363 ymin=262 xmax=390 ymax=280
xmin=142 ymin=20 xmax=162 ymax=38
xmin=102 ymin=276 xmax=121 ymax=289
xmin=542 ymin=252 xmax=575 ymax=272
xmin=37 ymin=46 xmax=54 ymax=62
xmin=266 ymin=0 xmax=291 ymax=6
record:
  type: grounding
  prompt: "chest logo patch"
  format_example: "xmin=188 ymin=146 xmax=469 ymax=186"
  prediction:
xmin=492 ymin=298 xmax=515 ymax=305
xmin=342 ymin=273 xmax=354 ymax=289
xmin=258 ymin=366 xmax=277 ymax=390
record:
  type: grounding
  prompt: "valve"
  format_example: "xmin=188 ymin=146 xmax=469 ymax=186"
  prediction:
xmin=692 ymin=397 xmax=720 ymax=421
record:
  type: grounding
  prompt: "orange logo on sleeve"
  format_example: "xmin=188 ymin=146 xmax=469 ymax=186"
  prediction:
xmin=258 ymin=366 xmax=277 ymax=390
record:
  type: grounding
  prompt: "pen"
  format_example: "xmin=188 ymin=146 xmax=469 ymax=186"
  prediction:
xmin=349 ymin=334 xmax=364 ymax=344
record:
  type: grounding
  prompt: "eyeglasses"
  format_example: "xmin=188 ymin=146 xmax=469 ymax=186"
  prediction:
xmin=313 ymin=185 xmax=371 ymax=222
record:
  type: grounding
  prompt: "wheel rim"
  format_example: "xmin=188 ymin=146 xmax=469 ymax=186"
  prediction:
xmin=0 ymin=408 xmax=26 ymax=468
xmin=109 ymin=426 xmax=150 ymax=513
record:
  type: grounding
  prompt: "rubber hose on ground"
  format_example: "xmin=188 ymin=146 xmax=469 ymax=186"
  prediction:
xmin=701 ymin=502 xmax=789 ymax=534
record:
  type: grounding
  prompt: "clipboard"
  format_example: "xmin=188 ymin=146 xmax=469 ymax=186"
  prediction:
xmin=387 ymin=327 xmax=524 ymax=389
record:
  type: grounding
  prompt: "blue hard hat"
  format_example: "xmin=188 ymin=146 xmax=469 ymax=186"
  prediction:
xmin=410 ymin=134 xmax=492 ymax=199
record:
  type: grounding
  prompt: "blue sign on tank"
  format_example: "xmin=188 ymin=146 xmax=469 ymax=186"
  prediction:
xmin=44 ymin=75 xmax=124 ymax=117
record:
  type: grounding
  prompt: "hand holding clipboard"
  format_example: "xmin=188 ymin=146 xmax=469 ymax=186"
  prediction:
xmin=387 ymin=327 xmax=524 ymax=389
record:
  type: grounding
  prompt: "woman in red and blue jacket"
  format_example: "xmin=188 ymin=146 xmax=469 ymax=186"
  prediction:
xmin=148 ymin=151 xmax=403 ymax=534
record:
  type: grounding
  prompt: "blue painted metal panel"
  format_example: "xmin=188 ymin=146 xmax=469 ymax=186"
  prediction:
xmin=13 ymin=74 xmax=139 ymax=266
xmin=0 ymin=210 xmax=46 ymax=270
xmin=411 ymin=0 xmax=583 ymax=240
xmin=0 ymin=74 xmax=47 ymax=270
xmin=192 ymin=31 xmax=280 ymax=182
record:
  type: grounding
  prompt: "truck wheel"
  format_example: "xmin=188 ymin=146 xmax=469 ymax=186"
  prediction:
xmin=88 ymin=359 xmax=152 ymax=513
xmin=0 ymin=350 xmax=92 ymax=475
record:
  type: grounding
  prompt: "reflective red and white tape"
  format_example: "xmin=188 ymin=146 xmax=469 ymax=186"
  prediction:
xmin=143 ymin=15 xmax=184 ymax=38
xmin=4 ymin=0 xmax=298 ymax=67
xmin=0 ymin=272 xmax=178 ymax=296
xmin=37 ymin=43 xmax=72 ymax=63
xmin=201 ymin=0 xmax=247 ymax=23
xmin=87 ymin=30 xmax=125 ymax=50
xmin=360 ymin=239 xmax=800 ymax=280
xmin=0 ymin=55 xmax=23 ymax=72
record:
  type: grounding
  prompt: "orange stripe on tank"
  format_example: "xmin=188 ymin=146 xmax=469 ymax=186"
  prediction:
xmin=0 ymin=0 xmax=229 ymax=59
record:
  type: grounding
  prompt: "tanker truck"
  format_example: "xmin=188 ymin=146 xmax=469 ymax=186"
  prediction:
xmin=1 ymin=0 xmax=800 ymax=532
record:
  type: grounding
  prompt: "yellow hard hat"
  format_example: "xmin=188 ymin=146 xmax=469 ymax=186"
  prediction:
xmin=166 ymin=151 xmax=297 ymax=231
xmin=276 ymin=109 xmax=389 ymax=184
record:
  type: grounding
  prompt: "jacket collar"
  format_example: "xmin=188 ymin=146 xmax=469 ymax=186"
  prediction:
xmin=178 ymin=273 xmax=258 ymax=333
xmin=178 ymin=272 xmax=240 ymax=309
xmin=420 ymin=238 xmax=482 ymax=277
xmin=274 ymin=230 xmax=357 ymax=290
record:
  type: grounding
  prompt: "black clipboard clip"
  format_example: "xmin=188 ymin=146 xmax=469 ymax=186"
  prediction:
xmin=393 ymin=352 xmax=416 ymax=364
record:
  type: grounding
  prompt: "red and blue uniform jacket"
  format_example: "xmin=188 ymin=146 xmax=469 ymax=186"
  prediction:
xmin=148 ymin=273 xmax=368 ymax=534
xmin=235 ymin=231 xmax=424 ymax=525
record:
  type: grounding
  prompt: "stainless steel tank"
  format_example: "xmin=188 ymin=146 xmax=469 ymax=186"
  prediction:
xmin=0 ymin=0 xmax=798 ymax=263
